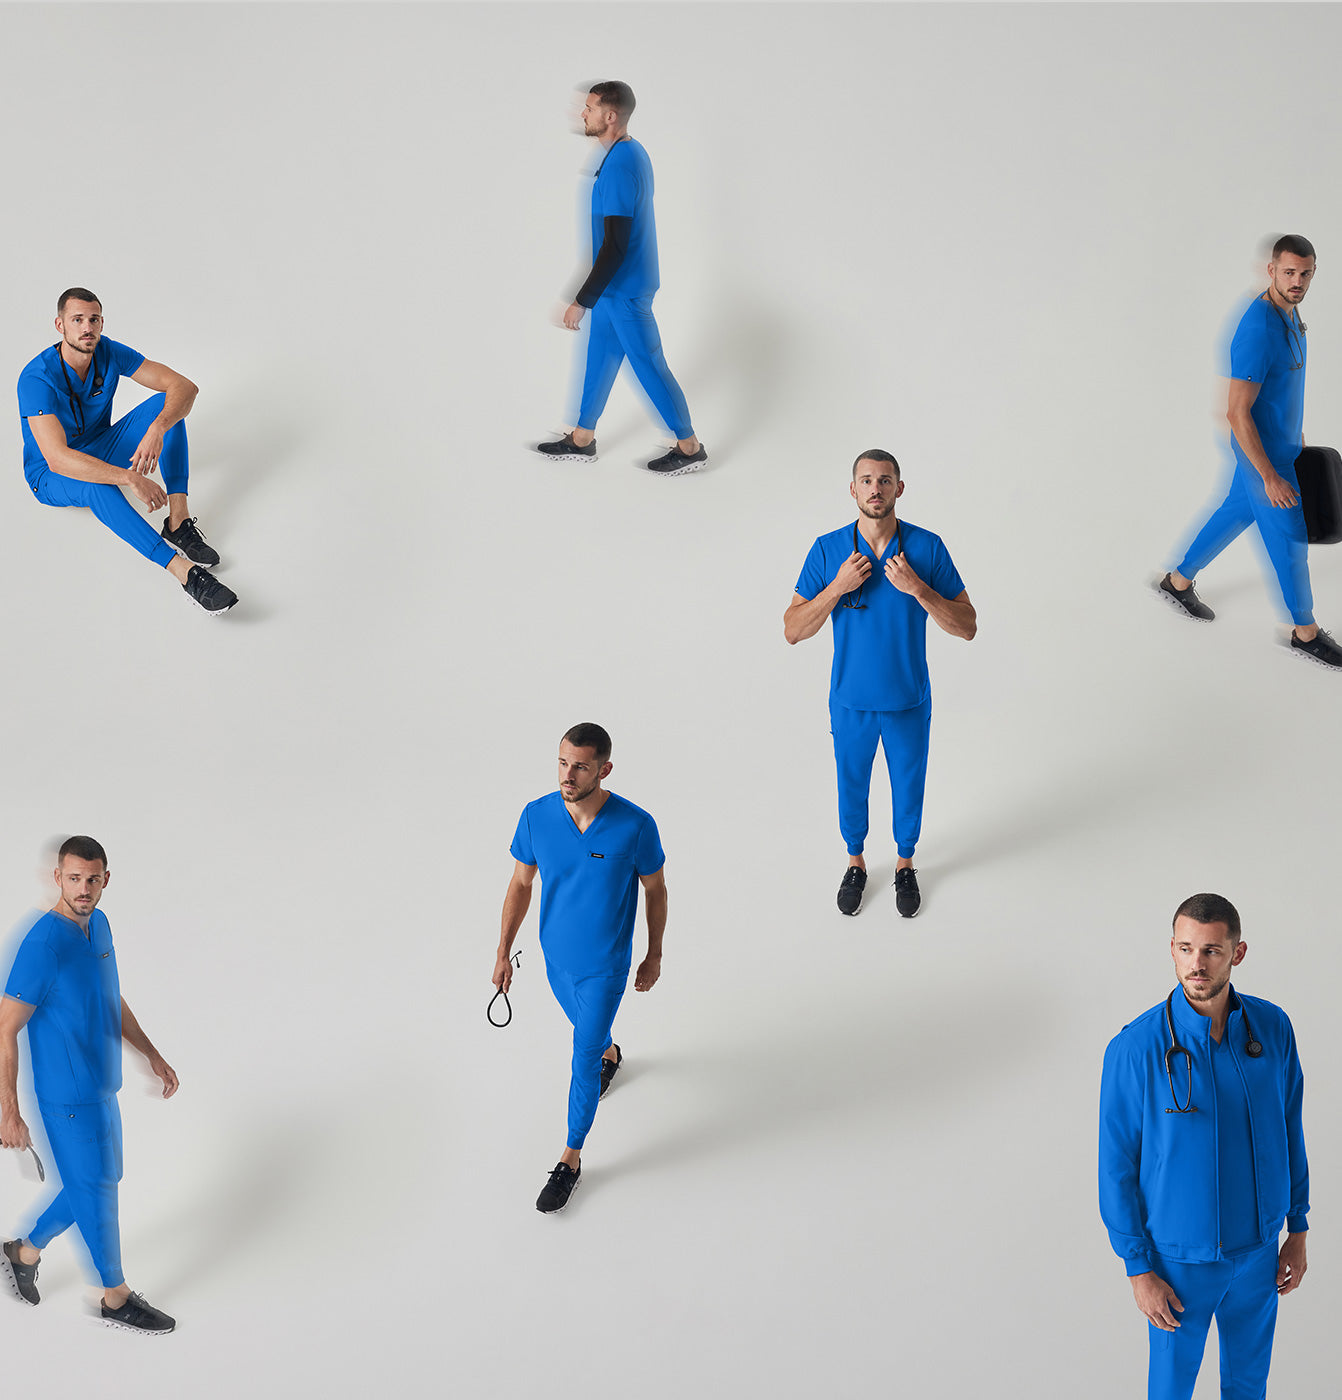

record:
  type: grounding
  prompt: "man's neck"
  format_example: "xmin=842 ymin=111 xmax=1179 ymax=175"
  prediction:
xmin=599 ymin=128 xmax=629 ymax=151
xmin=1183 ymin=984 xmax=1232 ymax=1043
xmin=857 ymin=512 xmax=899 ymax=556
xmin=1265 ymin=286 xmax=1297 ymax=317
xmin=53 ymin=901 xmax=91 ymax=935
xmin=58 ymin=340 xmax=93 ymax=379
xmin=565 ymin=786 xmax=610 ymax=832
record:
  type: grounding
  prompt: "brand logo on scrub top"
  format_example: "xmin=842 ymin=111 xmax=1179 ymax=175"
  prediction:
xmin=589 ymin=853 xmax=605 ymax=859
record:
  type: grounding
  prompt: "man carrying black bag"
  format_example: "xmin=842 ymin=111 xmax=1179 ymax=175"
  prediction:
xmin=1159 ymin=235 xmax=1342 ymax=669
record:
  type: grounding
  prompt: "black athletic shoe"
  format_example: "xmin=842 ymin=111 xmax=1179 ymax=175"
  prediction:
xmin=182 ymin=565 xmax=237 ymax=615
xmin=1 ymin=1240 xmax=39 ymax=1306
xmin=837 ymin=866 xmax=867 ymax=916
xmin=646 ymin=443 xmax=708 ymax=476
xmin=100 ymin=1291 xmax=175 ymax=1336
xmin=599 ymin=1044 xmax=622 ymax=1099
xmin=536 ymin=1162 xmax=581 ymax=1214
xmin=535 ymin=432 xmax=597 ymax=462
xmin=894 ymin=868 xmax=921 ymax=918
xmin=160 ymin=516 xmax=220 ymax=567
xmin=1290 ymin=627 xmax=1342 ymax=669
xmin=1157 ymin=573 xmax=1214 ymax=622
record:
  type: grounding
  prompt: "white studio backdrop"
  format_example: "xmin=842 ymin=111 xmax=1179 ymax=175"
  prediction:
xmin=0 ymin=4 xmax=1336 ymax=1397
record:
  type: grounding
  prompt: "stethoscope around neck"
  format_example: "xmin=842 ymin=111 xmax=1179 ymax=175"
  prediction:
xmin=55 ymin=341 xmax=104 ymax=436
xmin=841 ymin=516 xmax=902 ymax=610
xmin=1163 ymin=988 xmax=1263 ymax=1114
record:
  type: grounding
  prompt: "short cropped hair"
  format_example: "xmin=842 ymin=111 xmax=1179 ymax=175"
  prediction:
xmin=1172 ymin=892 xmax=1241 ymax=942
xmin=589 ymin=81 xmax=636 ymax=119
xmin=562 ymin=722 xmax=613 ymax=763
xmin=852 ymin=448 xmax=901 ymax=480
xmin=57 ymin=287 xmax=101 ymax=315
xmin=1272 ymin=234 xmax=1316 ymax=262
xmin=58 ymin=835 xmax=108 ymax=869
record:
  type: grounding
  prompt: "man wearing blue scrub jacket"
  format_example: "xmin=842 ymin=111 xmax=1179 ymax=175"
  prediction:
xmin=534 ymin=81 xmax=707 ymax=477
xmin=785 ymin=450 xmax=976 ymax=919
xmin=1099 ymin=894 xmax=1309 ymax=1400
xmin=18 ymin=288 xmax=237 ymax=614
xmin=0 ymin=836 xmax=178 ymax=1335
xmin=1159 ymin=235 xmax=1342 ymax=668
xmin=494 ymin=723 xmax=668 ymax=1213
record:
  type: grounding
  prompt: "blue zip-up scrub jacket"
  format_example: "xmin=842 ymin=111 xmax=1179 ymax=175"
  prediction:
xmin=1098 ymin=987 xmax=1308 ymax=1277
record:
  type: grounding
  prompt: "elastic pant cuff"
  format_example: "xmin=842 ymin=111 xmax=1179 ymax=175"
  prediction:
xmin=845 ymin=841 xmax=865 ymax=856
xmin=896 ymin=846 xmax=917 ymax=859
xmin=149 ymin=539 xmax=177 ymax=569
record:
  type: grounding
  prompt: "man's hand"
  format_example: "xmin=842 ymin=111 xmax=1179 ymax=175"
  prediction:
xmin=129 ymin=425 xmax=165 ymax=476
xmin=0 ymin=1109 xmax=32 ymax=1152
xmin=1130 ymin=1271 xmax=1184 ymax=1331
xmin=634 ymin=955 xmax=661 ymax=992
xmin=148 ymin=1057 xmax=179 ymax=1099
xmin=493 ymin=951 xmax=515 ymax=993
xmin=885 ymin=553 xmax=927 ymax=597
xmin=1277 ymin=1233 xmax=1308 ymax=1295
xmin=562 ymin=302 xmax=587 ymax=330
xmin=125 ymin=472 xmax=167 ymax=512
xmin=833 ymin=552 xmax=871 ymax=595
xmin=1263 ymin=468 xmax=1299 ymax=510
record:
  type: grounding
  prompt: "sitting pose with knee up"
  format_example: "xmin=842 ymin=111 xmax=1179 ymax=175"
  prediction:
xmin=493 ymin=723 xmax=667 ymax=1213
xmin=18 ymin=288 xmax=237 ymax=614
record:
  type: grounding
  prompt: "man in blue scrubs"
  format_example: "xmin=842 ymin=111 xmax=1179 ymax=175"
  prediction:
xmin=494 ymin=723 xmax=668 ymax=1213
xmin=535 ymin=82 xmax=708 ymax=477
xmin=786 ymin=450 xmax=976 ymax=919
xmin=1099 ymin=894 xmax=1309 ymax=1400
xmin=1160 ymin=236 xmax=1342 ymax=667
xmin=18 ymin=288 xmax=237 ymax=614
xmin=0 ymin=837 xmax=178 ymax=1335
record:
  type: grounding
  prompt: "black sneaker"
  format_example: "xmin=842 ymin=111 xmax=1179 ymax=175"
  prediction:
xmin=182 ymin=565 xmax=237 ymax=615
xmin=536 ymin=1161 xmax=580 ymax=1214
xmin=1157 ymin=573 xmax=1214 ymax=622
xmin=599 ymin=1044 xmax=622 ymax=1099
xmin=535 ymin=432 xmax=597 ymax=462
xmin=100 ymin=1291 xmax=175 ymax=1336
xmin=161 ymin=516 xmax=220 ymax=567
xmin=1290 ymin=627 xmax=1342 ymax=669
xmin=1 ymin=1240 xmax=39 ymax=1306
xmin=837 ymin=866 xmax=867 ymax=916
xmin=647 ymin=443 xmax=707 ymax=476
xmin=894 ymin=868 xmax=921 ymax=918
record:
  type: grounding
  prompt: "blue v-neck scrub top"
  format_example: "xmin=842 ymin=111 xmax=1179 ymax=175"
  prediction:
xmin=511 ymin=791 xmax=665 ymax=977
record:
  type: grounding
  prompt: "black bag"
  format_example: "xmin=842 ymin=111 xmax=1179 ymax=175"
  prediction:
xmin=1295 ymin=446 xmax=1342 ymax=544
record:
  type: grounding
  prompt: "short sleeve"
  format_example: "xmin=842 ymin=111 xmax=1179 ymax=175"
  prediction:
xmin=598 ymin=154 xmax=640 ymax=218
xmin=1229 ymin=309 xmax=1272 ymax=383
xmin=107 ymin=340 xmax=146 ymax=377
xmin=795 ymin=537 xmax=829 ymax=600
xmin=928 ymin=537 xmax=966 ymax=601
xmin=4 ymin=938 xmax=58 ymax=1008
xmin=17 ymin=368 xmax=60 ymax=421
xmin=509 ymin=808 xmax=536 ymax=867
xmin=634 ymin=815 xmax=665 ymax=877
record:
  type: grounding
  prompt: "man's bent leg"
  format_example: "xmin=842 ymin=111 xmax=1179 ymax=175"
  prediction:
xmin=37 ymin=1099 xmax=125 ymax=1290
xmin=879 ymin=698 xmax=932 ymax=861
xmin=1214 ymin=1242 xmax=1279 ymax=1400
xmin=1144 ymin=1254 xmax=1227 ymax=1400
xmin=576 ymin=300 xmax=627 ymax=433
xmin=31 ymin=471 xmax=176 ymax=568
xmin=830 ymin=701 xmax=881 ymax=864
xmin=608 ymin=296 xmax=694 ymax=442
xmin=1173 ymin=467 xmax=1254 ymax=584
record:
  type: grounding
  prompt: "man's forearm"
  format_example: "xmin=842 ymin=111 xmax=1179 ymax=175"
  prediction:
xmin=1229 ymin=409 xmax=1278 ymax=480
xmin=45 ymin=445 xmax=138 ymax=486
xmin=644 ymin=888 xmax=667 ymax=959
xmin=152 ymin=381 xmax=197 ymax=433
xmin=120 ymin=999 xmax=160 ymax=1061
xmin=498 ymin=883 xmax=532 ymax=956
xmin=785 ymin=583 xmax=843 ymax=644
xmin=0 ymin=1033 xmax=22 ymax=1117
xmin=917 ymin=588 xmax=977 ymax=640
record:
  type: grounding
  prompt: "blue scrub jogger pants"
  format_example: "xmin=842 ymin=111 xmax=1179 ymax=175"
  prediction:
xmin=26 ymin=1097 xmax=125 ymax=1289
xmin=1175 ymin=455 xmax=1313 ymax=626
xmin=830 ymin=697 xmax=933 ymax=859
xmin=576 ymin=294 xmax=694 ymax=439
xmin=27 ymin=394 xmax=188 ymax=568
xmin=1144 ymin=1243 xmax=1279 ymax=1400
xmin=544 ymin=963 xmax=628 ymax=1151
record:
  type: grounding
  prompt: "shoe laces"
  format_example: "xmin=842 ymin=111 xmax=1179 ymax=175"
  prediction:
xmin=841 ymin=867 xmax=865 ymax=886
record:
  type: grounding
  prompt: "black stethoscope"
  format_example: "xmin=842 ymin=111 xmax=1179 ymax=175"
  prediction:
xmin=487 ymin=951 xmax=523 ymax=1027
xmin=841 ymin=517 xmax=903 ymax=610
xmin=1163 ymin=989 xmax=1263 ymax=1114
xmin=55 ymin=342 xmax=104 ymax=437
xmin=1263 ymin=293 xmax=1306 ymax=372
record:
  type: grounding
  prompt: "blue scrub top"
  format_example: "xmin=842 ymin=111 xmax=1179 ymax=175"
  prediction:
xmin=511 ymin=790 xmax=665 ymax=977
xmin=796 ymin=518 xmax=965 ymax=712
xmin=1227 ymin=296 xmax=1306 ymax=471
xmin=591 ymin=138 xmax=659 ymax=300
xmin=3 ymin=909 xmax=122 ymax=1105
xmin=17 ymin=338 xmax=145 ymax=479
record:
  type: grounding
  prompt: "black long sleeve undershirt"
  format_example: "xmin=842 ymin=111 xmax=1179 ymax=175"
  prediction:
xmin=575 ymin=215 xmax=632 ymax=308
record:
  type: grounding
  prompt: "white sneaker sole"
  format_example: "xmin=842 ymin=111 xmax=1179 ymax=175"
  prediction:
xmin=1287 ymin=642 xmax=1342 ymax=670
xmin=101 ymin=1315 xmax=175 ymax=1336
xmin=1153 ymin=578 xmax=1213 ymax=623
xmin=533 ymin=446 xmax=597 ymax=463
xmin=646 ymin=458 xmax=705 ymax=477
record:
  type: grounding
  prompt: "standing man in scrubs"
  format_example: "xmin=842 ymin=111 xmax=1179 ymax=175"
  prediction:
xmin=1099 ymin=893 xmax=1309 ymax=1400
xmin=785 ymin=450 xmax=976 ymax=919
xmin=1159 ymin=235 xmax=1342 ymax=668
xmin=0 ymin=836 xmax=178 ymax=1334
xmin=534 ymin=81 xmax=708 ymax=477
xmin=18 ymin=288 xmax=238 ymax=614
xmin=493 ymin=723 xmax=668 ymax=1213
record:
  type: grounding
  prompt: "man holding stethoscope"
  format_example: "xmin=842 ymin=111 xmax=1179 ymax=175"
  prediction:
xmin=785 ymin=450 xmax=976 ymax=919
xmin=1099 ymin=893 xmax=1310 ymax=1400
